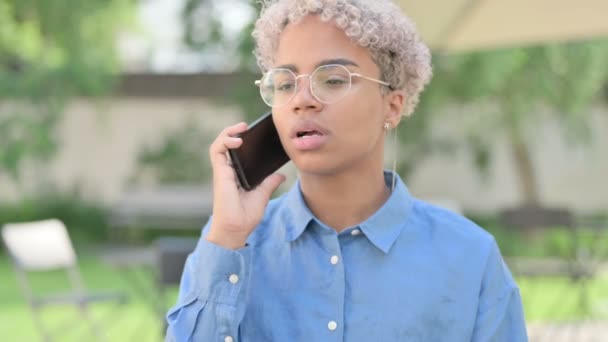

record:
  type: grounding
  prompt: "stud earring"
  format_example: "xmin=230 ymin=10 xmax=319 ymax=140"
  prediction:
xmin=383 ymin=122 xmax=391 ymax=130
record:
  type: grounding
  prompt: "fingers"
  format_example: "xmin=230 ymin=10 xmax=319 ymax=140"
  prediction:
xmin=209 ymin=122 xmax=248 ymax=169
xmin=222 ymin=136 xmax=243 ymax=150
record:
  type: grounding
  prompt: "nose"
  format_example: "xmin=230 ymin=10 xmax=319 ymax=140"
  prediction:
xmin=289 ymin=76 xmax=322 ymax=113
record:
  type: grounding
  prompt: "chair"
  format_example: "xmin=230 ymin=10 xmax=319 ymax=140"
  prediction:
xmin=1 ymin=219 xmax=127 ymax=341
xmin=155 ymin=236 xmax=198 ymax=332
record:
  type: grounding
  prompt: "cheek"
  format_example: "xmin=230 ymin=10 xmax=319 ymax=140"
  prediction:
xmin=326 ymin=120 xmax=375 ymax=159
xmin=337 ymin=96 xmax=384 ymax=139
xmin=272 ymin=114 xmax=291 ymax=145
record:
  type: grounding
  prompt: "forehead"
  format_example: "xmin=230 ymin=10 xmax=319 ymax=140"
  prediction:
xmin=274 ymin=15 xmax=377 ymax=73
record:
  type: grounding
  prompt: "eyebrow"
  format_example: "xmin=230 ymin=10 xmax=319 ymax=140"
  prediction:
xmin=275 ymin=58 xmax=360 ymax=72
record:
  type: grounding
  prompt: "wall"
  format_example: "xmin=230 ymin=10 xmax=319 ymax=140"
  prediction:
xmin=1 ymin=97 xmax=606 ymax=214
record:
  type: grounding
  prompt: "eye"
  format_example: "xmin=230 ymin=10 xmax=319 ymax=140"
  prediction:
xmin=325 ymin=77 xmax=348 ymax=85
xmin=276 ymin=82 xmax=295 ymax=92
xmin=320 ymin=75 xmax=349 ymax=88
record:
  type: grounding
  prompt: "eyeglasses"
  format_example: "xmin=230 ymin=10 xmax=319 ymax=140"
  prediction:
xmin=254 ymin=64 xmax=392 ymax=108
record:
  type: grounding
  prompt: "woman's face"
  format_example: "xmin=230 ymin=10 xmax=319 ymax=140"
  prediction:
xmin=271 ymin=15 xmax=403 ymax=177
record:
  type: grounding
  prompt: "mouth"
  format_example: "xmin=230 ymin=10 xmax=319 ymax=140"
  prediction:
xmin=290 ymin=124 xmax=328 ymax=151
xmin=296 ymin=130 xmax=324 ymax=138
xmin=290 ymin=121 xmax=328 ymax=139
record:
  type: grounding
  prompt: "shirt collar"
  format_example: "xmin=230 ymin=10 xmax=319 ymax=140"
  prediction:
xmin=282 ymin=179 xmax=315 ymax=242
xmin=282 ymin=171 xmax=413 ymax=254
xmin=358 ymin=171 xmax=413 ymax=254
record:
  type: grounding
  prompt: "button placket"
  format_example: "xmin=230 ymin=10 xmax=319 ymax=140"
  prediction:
xmin=323 ymin=230 xmax=344 ymax=338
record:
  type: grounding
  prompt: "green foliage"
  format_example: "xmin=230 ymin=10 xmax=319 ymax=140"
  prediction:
xmin=475 ymin=215 xmax=608 ymax=260
xmin=183 ymin=0 xmax=225 ymax=50
xmin=182 ymin=0 xmax=266 ymax=124
xmin=0 ymin=0 xmax=135 ymax=182
xmin=438 ymin=41 xmax=608 ymax=113
xmin=183 ymin=0 xmax=258 ymax=71
xmin=0 ymin=188 xmax=109 ymax=243
xmin=394 ymin=41 xmax=608 ymax=181
xmin=417 ymin=40 xmax=608 ymax=163
xmin=0 ymin=255 xmax=165 ymax=341
xmin=130 ymin=120 xmax=214 ymax=185
xmin=415 ymin=40 xmax=608 ymax=203
xmin=0 ymin=108 xmax=60 ymax=179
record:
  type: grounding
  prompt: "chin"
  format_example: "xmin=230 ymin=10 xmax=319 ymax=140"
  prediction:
xmin=293 ymin=154 xmax=361 ymax=178
xmin=291 ymin=155 xmax=339 ymax=176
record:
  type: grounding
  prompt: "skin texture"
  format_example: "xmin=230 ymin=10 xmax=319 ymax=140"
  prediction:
xmin=207 ymin=15 xmax=405 ymax=249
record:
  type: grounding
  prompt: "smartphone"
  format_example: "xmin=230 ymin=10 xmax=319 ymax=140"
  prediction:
xmin=228 ymin=111 xmax=290 ymax=191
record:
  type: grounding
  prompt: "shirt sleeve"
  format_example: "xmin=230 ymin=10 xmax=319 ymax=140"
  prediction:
xmin=471 ymin=238 xmax=528 ymax=342
xmin=165 ymin=219 xmax=252 ymax=342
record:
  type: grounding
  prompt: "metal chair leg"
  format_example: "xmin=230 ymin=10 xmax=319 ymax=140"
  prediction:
xmin=78 ymin=302 xmax=104 ymax=341
xmin=31 ymin=306 xmax=53 ymax=342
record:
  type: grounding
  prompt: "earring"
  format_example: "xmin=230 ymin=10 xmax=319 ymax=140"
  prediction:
xmin=383 ymin=122 xmax=391 ymax=130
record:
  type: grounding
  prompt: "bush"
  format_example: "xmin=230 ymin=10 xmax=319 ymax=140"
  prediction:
xmin=468 ymin=213 xmax=608 ymax=259
xmin=0 ymin=188 xmax=109 ymax=247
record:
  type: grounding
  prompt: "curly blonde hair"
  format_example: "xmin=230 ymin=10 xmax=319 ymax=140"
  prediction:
xmin=252 ymin=0 xmax=432 ymax=117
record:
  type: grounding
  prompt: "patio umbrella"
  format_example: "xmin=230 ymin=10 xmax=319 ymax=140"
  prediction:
xmin=398 ymin=0 xmax=608 ymax=52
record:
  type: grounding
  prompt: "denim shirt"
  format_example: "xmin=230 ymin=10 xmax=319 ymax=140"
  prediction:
xmin=166 ymin=172 xmax=528 ymax=341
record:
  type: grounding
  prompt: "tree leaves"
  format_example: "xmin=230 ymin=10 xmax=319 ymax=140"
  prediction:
xmin=0 ymin=0 xmax=135 ymax=183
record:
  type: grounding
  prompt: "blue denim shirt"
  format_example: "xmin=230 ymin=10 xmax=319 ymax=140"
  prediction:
xmin=166 ymin=172 xmax=528 ymax=341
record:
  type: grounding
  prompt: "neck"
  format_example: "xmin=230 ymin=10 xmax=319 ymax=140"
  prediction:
xmin=299 ymin=165 xmax=392 ymax=232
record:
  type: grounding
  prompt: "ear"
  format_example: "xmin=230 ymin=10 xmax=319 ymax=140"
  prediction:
xmin=384 ymin=90 xmax=406 ymax=128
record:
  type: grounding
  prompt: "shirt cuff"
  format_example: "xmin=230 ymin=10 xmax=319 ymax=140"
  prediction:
xmin=193 ymin=238 xmax=251 ymax=305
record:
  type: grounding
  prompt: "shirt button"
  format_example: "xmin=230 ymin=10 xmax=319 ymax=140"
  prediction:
xmin=224 ymin=336 xmax=234 ymax=342
xmin=330 ymin=255 xmax=339 ymax=265
xmin=228 ymin=274 xmax=239 ymax=284
xmin=328 ymin=320 xmax=338 ymax=331
xmin=351 ymin=229 xmax=361 ymax=236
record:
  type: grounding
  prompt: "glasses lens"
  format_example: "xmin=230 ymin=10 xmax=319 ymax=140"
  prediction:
xmin=311 ymin=65 xmax=351 ymax=104
xmin=259 ymin=69 xmax=296 ymax=107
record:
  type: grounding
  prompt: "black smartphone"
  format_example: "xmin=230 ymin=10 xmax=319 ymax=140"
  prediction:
xmin=228 ymin=111 xmax=290 ymax=191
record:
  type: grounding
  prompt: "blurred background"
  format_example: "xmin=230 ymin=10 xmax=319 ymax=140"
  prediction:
xmin=1 ymin=0 xmax=607 ymax=341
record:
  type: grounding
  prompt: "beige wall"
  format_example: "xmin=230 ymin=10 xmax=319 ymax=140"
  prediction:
xmin=407 ymin=106 xmax=608 ymax=213
xmin=1 ymin=98 xmax=606 ymax=214
xmin=0 ymin=98 xmax=242 ymax=203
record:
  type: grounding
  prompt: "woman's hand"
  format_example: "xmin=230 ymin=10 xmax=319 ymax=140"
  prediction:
xmin=206 ymin=122 xmax=286 ymax=249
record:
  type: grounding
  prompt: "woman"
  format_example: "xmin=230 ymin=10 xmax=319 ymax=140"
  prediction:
xmin=166 ymin=1 xmax=527 ymax=341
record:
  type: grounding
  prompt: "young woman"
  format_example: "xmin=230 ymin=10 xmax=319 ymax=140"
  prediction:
xmin=166 ymin=1 xmax=527 ymax=341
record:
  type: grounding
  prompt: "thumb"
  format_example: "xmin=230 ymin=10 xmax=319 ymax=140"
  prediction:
xmin=256 ymin=173 xmax=286 ymax=200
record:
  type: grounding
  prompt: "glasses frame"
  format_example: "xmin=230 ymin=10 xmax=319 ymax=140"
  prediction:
xmin=254 ymin=64 xmax=392 ymax=108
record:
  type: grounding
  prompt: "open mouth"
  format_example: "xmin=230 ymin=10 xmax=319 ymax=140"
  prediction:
xmin=292 ymin=127 xmax=327 ymax=150
xmin=296 ymin=130 xmax=323 ymax=138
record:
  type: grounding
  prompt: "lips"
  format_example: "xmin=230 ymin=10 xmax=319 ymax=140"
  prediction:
xmin=290 ymin=121 xmax=328 ymax=151
xmin=296 ymin=130 xmax=323 ymax=138
xmin=290 ymin=121 xmax=328 ymax=139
